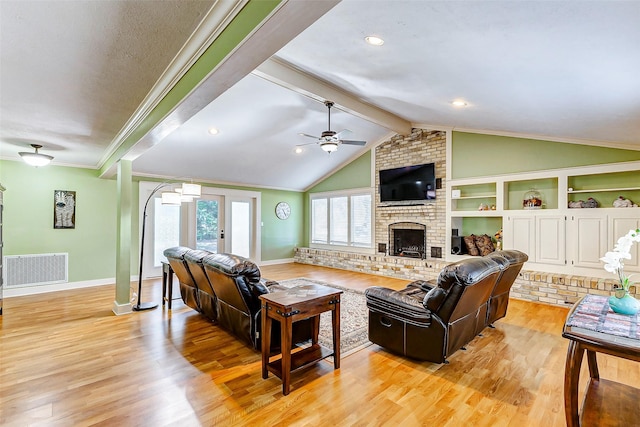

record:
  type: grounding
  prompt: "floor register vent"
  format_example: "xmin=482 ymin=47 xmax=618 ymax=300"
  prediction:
xmin=3 ymin=253 xmax=68 ymax=288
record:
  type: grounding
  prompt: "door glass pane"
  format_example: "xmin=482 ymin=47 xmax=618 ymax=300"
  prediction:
xmin=231 ymin=201 xmax=250 ymax=258
xmin=196 ymin=199 xmax=219 ymax=253
xmin=153 ymin=198 xmax=180 ymax=267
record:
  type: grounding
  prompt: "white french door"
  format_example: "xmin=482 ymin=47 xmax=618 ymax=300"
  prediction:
xmin=141 ymin=182 xmax=262 ymax=279
xmin=140 ymin=182 xmax=181 ymax=279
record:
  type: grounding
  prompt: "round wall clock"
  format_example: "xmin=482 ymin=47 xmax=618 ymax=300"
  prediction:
xmin=275 ymin=201 xmax=291 ymax=220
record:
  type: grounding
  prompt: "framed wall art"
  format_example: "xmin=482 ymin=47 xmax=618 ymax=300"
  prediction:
xmin=54 ymin=190 xmax=76 ymax=229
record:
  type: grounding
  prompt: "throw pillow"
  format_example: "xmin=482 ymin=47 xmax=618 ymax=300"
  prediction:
xmin=463 ymin=234 xmax=480 ymax=256
xmin=474 ymin=234 xmax=495 ymax=256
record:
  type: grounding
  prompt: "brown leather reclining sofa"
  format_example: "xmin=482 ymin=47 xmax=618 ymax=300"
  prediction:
xmin=163 ymin=247 xmax=311 ymax=351
xmin=364 ymin=250 xmax=528 ymax=363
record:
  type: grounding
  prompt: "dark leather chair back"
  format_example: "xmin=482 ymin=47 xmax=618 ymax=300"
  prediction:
xmin=184 ymin=249 xmax=217 ymax=322
xmin=425 ymin=257 xmax=502 ymax=355
xmin=485 ymin=250 xmax=528 ymax=326
xmin=163 ymin=246 xmax=200 ymax=312
xmin=202 ymin=253 xmax=269 ymax=347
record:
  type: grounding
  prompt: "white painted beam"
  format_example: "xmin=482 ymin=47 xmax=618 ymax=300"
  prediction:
xmin=253 ymin=57 xmax=412 ymax=136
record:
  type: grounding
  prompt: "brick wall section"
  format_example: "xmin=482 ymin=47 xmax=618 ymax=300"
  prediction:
xmin=297 ymin=128 xmax=639 ymax=308
xmin=375 ymin=129 xmax=447 ymax=257
xmin=293 ymin=247 xmax=639 ymax=308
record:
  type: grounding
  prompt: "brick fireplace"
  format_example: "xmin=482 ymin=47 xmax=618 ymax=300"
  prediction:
xmin=375 ymin=129 xmax=447 ymax=259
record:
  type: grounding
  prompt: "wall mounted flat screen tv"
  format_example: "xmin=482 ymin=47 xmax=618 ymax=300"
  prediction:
xmin=379 ymin=163 xmax=436 ymax=202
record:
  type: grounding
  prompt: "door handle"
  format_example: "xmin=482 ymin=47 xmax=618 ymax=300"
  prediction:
xmin=220 ymin=230 xmax=224 ymax=239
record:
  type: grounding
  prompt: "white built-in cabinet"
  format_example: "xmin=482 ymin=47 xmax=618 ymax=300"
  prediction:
xmin=446 ymin=161 xmax=640 ymax=278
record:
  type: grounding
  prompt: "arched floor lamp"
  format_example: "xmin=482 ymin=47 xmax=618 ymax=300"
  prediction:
xmin=133 ymin=180 xmax=201 ymax=311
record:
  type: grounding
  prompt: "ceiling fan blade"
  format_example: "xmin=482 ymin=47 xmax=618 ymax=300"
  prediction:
xmin=341 ymin=139 xmax=367 ymax=146
xmin=299 ymin=133 xmax=320 ymax=140
xmin=334 ymin=129 xmax=352 ymax=139
xmin=295 ymin=141 xmax=318 ymax=147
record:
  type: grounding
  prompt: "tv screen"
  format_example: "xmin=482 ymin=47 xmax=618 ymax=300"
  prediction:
xmin=379 ymin=163 xmax=436 ymax=202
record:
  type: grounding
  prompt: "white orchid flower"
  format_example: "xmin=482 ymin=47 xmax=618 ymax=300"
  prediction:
xmin=602 ymin=229 xmax=640 ymax=291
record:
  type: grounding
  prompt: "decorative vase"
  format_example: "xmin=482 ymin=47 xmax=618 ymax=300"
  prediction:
xmin=608 ymin=289 xmax=640 ymax=315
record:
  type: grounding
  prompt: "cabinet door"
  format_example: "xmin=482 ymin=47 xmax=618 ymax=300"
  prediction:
xmin=504 ymin=215 xmax=536 ymax=261
xmin=536 ymin=215 xmax=566 ymax=265
xmin=569 ymin=214 xmax=608 ymax=269
xmin=610 ymin=215 xmax=640 ymax=272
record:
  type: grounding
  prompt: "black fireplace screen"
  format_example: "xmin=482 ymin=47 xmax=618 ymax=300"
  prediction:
xmin=389 ymin=223 xmax=426 ymax=259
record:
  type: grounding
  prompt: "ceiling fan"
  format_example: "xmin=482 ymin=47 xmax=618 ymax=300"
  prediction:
xmin=298 ymin=101 xmax=367 ymax=153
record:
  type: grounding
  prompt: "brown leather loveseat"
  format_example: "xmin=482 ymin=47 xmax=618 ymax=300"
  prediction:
xmin=364 ymin=250 xmax=527 ymax=363
xmin=163 ymin=247 xmax=310 ymax=351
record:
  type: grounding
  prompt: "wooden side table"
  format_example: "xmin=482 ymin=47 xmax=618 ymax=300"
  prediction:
xmin=161 ymin=261 xmax=174 ymax=309
xmin=259 ymin=283 xmax=342 ymax=395
xmin=562 ymin=295 xmax=640 ymax=426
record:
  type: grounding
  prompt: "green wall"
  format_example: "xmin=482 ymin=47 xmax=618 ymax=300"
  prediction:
xmin=0 ymin=160 xmax=305 ymax=285
xmin=302 ymin=151 xmax=373 ymax=246
xmin=0 ymin=160 xmax=124 ymax=282
xmin=259 ymin=189 xmax=305 ymax=260
xmin=307 ymin=151 xmax=372 ymax=193
xmin=452 ymin=132 xmax=640 ymax=179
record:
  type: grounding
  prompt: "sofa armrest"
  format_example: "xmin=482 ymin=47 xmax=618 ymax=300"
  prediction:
xmin=365 ymin=286 xmax=431 ymax=326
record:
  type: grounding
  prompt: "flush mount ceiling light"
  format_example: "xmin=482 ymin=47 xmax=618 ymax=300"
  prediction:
xmin=208 ymin=127 xmax=219 ymax=135
xmin=365 ymin=36 xmax=384 ymax=46
xmin=452 ymin=100 xmax=468 ymax=107
xmin=19 ymin=144 xmax=54 ymax=167
xmin=294 ymin=147 xmax=303 ymax=154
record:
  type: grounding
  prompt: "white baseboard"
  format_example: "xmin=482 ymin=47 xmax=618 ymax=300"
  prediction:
xmin=112 ymin=300 xmax=132 ymax=315
xmin=259 ymin=258 xmax=294 ymax=266
xmin=2 ymin=276 xmax=136 ymax=298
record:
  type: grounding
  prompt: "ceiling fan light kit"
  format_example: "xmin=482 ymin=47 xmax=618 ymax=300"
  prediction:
xmin=321 ymin=142 xmax=339 ymax=152
xmin=298 ymin=101 xmax=367 ymax=153
xmin=19 ymin=144 xmax=54 ymax=167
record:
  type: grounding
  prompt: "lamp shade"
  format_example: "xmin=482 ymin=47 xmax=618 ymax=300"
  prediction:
xmin=181 ymin=183 xmax=201 ymax=197
xmin=19 ymin=144 xmax=53 ymax=167
xmin=161 ymin=191 xmax=182 ymax=205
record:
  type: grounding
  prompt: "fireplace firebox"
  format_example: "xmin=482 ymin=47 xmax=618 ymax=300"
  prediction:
xmin=388 ymin=222 xmax=426 ymax=259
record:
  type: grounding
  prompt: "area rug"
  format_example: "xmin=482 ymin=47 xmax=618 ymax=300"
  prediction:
xmin=278 ymin=278 xmax=371 ymax=357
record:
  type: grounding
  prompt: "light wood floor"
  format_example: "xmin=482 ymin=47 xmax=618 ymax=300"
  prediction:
xmin=1 ymin=263 xmax=639 ymax=426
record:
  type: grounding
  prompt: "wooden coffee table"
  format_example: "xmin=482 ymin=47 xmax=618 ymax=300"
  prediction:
xmin=259 ymin=283 xmax=342 ymax=395
xmin=562 ymin=295 xmax=640 ymax=426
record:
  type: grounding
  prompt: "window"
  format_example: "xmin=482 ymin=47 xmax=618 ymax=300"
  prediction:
xmin=311 ymin=189 xmax=373 ymax=249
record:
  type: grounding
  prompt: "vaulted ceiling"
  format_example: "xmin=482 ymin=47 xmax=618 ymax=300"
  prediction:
xmin=2 ymin=0 xmax=639 ymax=191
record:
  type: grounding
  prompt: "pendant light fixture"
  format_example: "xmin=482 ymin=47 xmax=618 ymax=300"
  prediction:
xmin=19 ymin=144 xmax=54 ymax=167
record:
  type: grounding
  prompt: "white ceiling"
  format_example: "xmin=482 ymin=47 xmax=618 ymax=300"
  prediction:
xmin=2 ymin=0 xmax=639 ymax=191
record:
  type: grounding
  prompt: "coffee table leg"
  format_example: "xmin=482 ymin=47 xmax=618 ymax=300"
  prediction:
xmin=167 ymin=269 xmax=174 ymax=310
xmin=261 ymin=306 xmax=272 ymax=379
xmin=332 ymin=299 xmax=340 ymax=369
xmin=564 ymin=340 xmax=584 ymax=427
xmin=281 ymin=316 xmax=293 ymax=395
xmin=162 ymin=267 xmax=168 ymax=307
xmin=586 ymin=350 xmax=599 ymax=381
xmin=311 ymin=315 xmax=320 ymax=345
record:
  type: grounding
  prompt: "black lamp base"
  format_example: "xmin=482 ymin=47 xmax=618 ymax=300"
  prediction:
xmin=132 ymin=302 xmax=158 ymax=311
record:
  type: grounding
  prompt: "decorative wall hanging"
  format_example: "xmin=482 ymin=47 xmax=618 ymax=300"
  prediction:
xmin=54 ymin=190 xmax=76 ymax=229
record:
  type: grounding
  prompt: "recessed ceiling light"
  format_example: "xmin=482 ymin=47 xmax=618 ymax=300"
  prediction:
xmin=365 ymin=36 xmax=384 ymax=46
xmin=208 ymin=127 xmax=219 ymax=135
xmin=452 ymin=100 xmax=468 ymax=107
xmin=295 ymin=147 xmax=303 ymax=154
